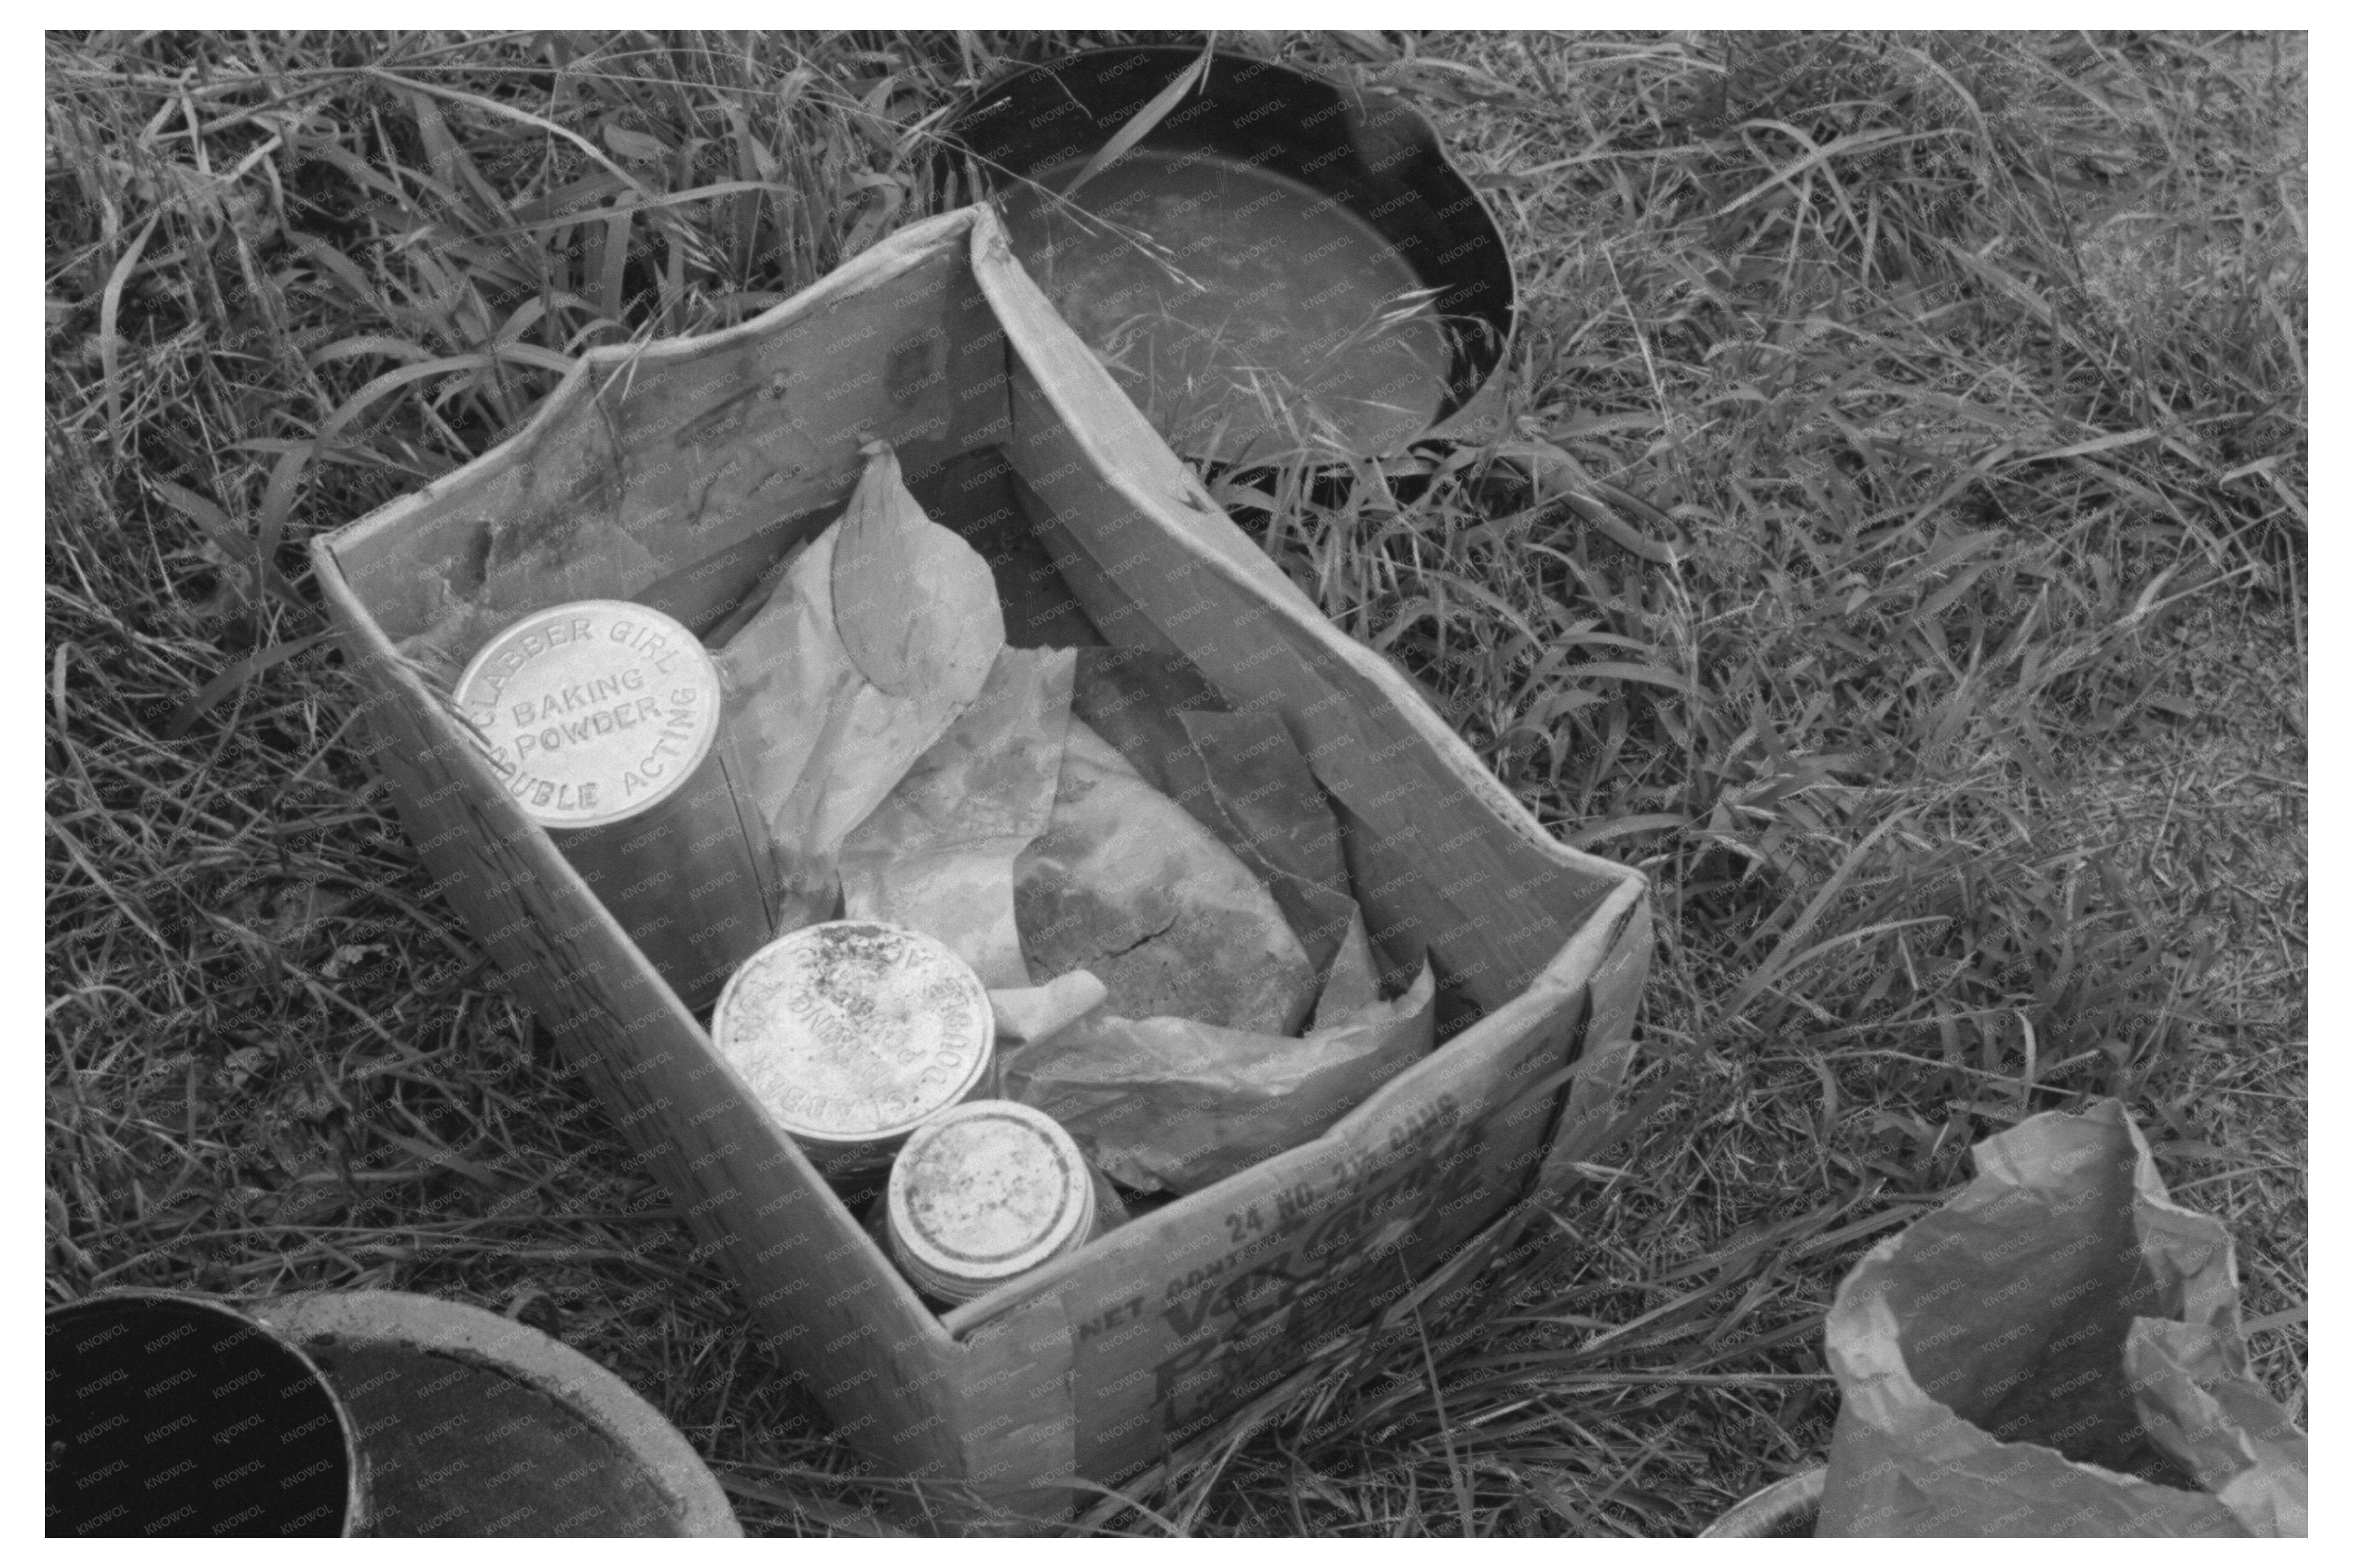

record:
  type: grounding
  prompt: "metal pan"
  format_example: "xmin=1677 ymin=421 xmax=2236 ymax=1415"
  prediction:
xmin=45 ymin=1289 xmax=740 ymax=1538
xmin=942 ymin=44 xmax=1515 ymax=467
xmin=943 ymin=44 xmax=1687 ymax=566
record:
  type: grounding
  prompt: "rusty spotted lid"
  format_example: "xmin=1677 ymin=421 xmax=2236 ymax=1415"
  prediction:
xmin=454 ymin=600 xmax=721 ymax=830
xmin=710 ymin=921 xmax=995 ymax=1152
xmin=886 ymin=1099 xmax=1096 ymax=1304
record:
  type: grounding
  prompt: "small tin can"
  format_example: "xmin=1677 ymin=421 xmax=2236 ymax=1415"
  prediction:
xmin=710 ymin=920 xmax=996 ymax=1176
xmin=456 ymin=600 xmax=773 ymax=1008
xmin=883 ymin=1099 xmax=1120 ymax=1304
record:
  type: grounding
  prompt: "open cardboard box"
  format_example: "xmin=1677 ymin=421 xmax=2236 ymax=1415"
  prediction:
xmin=313 ymin=206 xmax=1653 ymax=1525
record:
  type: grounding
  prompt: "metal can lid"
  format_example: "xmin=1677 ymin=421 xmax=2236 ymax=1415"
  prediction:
xmin=710 ymin=922 xmax=995 ymax=1149
xmin=886 ymin=1100 xmax=1095 ymax=1301
xmin=454 ymin=600 xmax=722 ymax=830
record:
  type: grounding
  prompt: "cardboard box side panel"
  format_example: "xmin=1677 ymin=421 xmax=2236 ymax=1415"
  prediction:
xmin=1045 ymin=1001 xmax=1615 ymax=1509
xmin=311 ymin=556 xmax=967 ymax=1481
xmin=1131 ymin=999 xmax=1590 ymax=1487
xmin=325 ymin=212 xmax=972 ymax=602
xmin=1327 ymin=876 xmax=1646 ymax=1143
xmin=967 ymin=214 xmax=1341 ymax=626
xmin=329 ymin=224 xmax=1009 ymax=684
xmin=320 ymin=211 xmax=964 ymax=640
xmin=1534 ymin=890 xmax=1656 ymax=1192
xmin=939 ymin=1296 xmax=1082 ymax=1528
xmin=940 ymin=976 xmax=1590 ymax=1485
xmin=969 ymin=209 xmax=1627 ymax=885
xmin=1129 ymin=987 xmax=1591 ymax=1482
xmin=1006 ymin=467 xmax=1188 ymax=666
xmin=1003 ymin=371 xmax=1618 ymax=1015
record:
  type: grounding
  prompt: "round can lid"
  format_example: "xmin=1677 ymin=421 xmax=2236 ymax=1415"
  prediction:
xmin=454 ymin=600 xmax=722 ymax=830
xmin=710 ymin=922 xmax=995 ymax=1147
xmin=887 ymin=1100 xmax=1094 ymax=1295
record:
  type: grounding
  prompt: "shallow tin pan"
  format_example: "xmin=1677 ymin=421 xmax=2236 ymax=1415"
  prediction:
xmin=943 ymin=45 xmax=1686 ymax=565
xmin=941 ymin=44 xmax=1517 ymax=466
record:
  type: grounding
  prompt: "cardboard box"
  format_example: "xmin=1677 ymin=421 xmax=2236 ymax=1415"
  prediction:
xmin=312 ymin=206 xmax=1652 ymax=1525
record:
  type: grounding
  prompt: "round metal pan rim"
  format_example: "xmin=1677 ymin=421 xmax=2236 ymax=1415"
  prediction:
xmin=940 ymin=43 xmax=1518 ymax=461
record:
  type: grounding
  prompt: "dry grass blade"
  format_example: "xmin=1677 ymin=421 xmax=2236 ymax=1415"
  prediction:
xmin=1406 ymin=1283 xmax=1477 ymax=1538
xmin=160 ymin=631 xmax=332 ymax=741
xmin=1709 ymin=813 xmax=1911 ymax=1037
xmin=147 ymin=479 xmax=307 ymax=614
xmin=97 ymin=210 xmax=161 ymax=455
xmin=1060 ymin=35 xmax=1216 ymax=200
xmin=362 ymin=65 xmax=658 ymax=202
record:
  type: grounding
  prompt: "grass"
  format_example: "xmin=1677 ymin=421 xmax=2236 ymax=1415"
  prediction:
xmin=44 ymin=29 xmax=2304 ymax=1536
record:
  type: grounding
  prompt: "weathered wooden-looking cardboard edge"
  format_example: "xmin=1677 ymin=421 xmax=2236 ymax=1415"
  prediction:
xmin=963 ymin=206 xmax=1630 ymax=885
xmin=925 ymin=883 xmax=1651 ymax=1500
xmin=326 ymin=209 xmax=980 ymax=576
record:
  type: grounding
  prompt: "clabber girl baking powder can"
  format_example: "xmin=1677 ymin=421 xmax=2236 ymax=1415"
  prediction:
xmin=456 ymin=600 xmax=773 ymax=1008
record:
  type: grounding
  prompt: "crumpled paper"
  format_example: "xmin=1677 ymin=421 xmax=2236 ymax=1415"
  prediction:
xmin=838 ymin=646 xmax=1076 ymax=987
xmin=1815 ymin=1097 xmax=2307 ymax=1538
xmin=998 ymin=649 xmax=1436 ymax=1195
xmin=1070 ymin=646 xmax=1361 ymax=986
xmin=1013 ymin=719 xmax=1319 ymax=1035
xmin=712 ymin=443 xmax=1004 ymax=924
xmin=999 ymin=901 xmax=1432 ymax=1195
xmin=713 ymin=444 xmax=1437 ymax=1194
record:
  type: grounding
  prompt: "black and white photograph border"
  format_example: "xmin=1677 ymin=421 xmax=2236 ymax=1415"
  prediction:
xmin=37 ymin=19 xmax=2310 ymax=1541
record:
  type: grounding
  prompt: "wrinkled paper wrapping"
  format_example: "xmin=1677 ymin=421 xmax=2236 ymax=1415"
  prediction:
xmin=839 ymin=647 xmax=1076 ymax=987
xmin=1815 ymin=1097 xmax=2307 ymax=1538
xmin=712 ymin=444 xmax=1004 ymax=925
xmin=1014 ymin=722 xmax=1318 ymax=1035
xmin=715 ymin=445 xmax=1436 ymax=1197
xmin=1004 ymin=654 xmax=1436 ymax=1195
xmin=1000 ymin=905 xmax=1433 ymax=1195
xmin=1070 ymin=646 xmax=1361 ymax=985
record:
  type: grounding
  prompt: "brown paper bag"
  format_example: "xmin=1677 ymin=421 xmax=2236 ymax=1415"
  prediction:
xmin=1815 ymin=1098 xmax=2307 ymax=1537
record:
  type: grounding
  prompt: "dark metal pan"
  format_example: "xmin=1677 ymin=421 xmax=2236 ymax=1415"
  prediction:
xmin=941 ymin=44 xmax=1514 ymax=466
xmin=941 ymin=44 xmax=1686 ymax=566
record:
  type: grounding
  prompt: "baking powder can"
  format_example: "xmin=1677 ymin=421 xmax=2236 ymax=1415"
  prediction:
xmin=709 ymin=920 xmax=997 ymax=1177
xmin=455 ymin=600 xmax=773 ymax=1009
